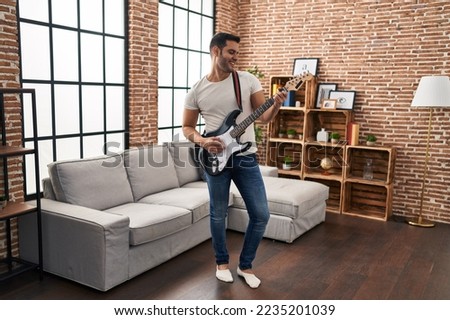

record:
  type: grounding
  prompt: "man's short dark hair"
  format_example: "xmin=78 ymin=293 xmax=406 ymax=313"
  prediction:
xmin=209 ymin=32 xmax=240 ymax=52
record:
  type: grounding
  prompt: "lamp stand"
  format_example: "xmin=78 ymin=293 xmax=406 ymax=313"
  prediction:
xmin=407 ymin=108 xmax=435 ymax=228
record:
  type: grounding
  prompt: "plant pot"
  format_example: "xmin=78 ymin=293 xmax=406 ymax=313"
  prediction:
xmin=366 ymin=141 xmax=376 ymax=146
xmin=287 ymin=134 xmax=295 ymax=139
xmin=331 ymin=139 xmax=339 ymax=144
xmin=278 ymin=133 xmax=285 ymax=138
xmin=282 ymin=163 xmax=292 ymax=170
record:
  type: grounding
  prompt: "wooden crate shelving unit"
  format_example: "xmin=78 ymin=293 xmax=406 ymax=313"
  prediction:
xmin=342 ymin=146 xmax=397 ymax=221
xmin=265 ymin=76 xmax=397 ymax=221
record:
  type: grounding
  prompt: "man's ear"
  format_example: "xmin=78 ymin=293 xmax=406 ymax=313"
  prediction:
xmin=211 ymin=46 xmax=220 ymax=57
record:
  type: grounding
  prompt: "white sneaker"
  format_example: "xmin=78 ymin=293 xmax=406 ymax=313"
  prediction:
xmin=216 ymin=266 xmax=233 ymax=283
xmin=237 ymin=267 xmax=261 ymax=288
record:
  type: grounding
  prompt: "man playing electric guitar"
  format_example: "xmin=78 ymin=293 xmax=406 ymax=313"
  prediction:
xmin=183 ymin=32 xmax=286 ymax=288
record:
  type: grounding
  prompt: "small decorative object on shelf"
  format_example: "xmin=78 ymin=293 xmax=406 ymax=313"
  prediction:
xmin=330 ymin=132 xmax=340 ymax=144
xmin=363 ymin=158 xmax=374 ymax=180
xmin=287 ymin=128 xmax=296 ymax=139
xmin=316 ymin=128 xmax=329 ymax=142
xmin=366 ymin=134 xmax=377 ymax=146
xmin=298 ymin=133 xmax=303 ymax=140
xmin=246 ymin=65 xmax=264 ymax=79
xmin=320 ymin=157 xmax=333 ymax=175
xmin=278 ymin=129 xmax=286 ymax=138
xmin=283 ymin=156 xmax=293 ymax=170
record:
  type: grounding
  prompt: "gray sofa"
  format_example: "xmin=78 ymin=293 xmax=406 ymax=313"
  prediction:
xmin=19 ymin=141 xmax=328 ymax=291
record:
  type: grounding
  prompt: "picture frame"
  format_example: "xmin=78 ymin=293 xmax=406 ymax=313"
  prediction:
xmin=315 ymin=83 xmax=337 ymax=108
xmin=321 ymin=99 xmax=337 ymax=110
xmin=292 ymin=58 xmax=319 ymax=76
xmin=329 ymin=90 xmax=356 ymax=110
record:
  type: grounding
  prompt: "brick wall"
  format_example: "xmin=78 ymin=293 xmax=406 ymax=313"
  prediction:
xmin=233 ymin=0 xmax=450 ymax=223
xmin=128 ymin=0 xmax=159 ymax=147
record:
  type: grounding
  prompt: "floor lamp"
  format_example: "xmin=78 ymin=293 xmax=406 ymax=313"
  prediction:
xmin=408 ymin=75 xmax=450 ymax=227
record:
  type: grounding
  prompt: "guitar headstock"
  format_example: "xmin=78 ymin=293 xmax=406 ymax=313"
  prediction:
xmin=284 ymin=72 xmax=314 ymax=91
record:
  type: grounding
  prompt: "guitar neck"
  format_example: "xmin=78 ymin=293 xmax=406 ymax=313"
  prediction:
xmin=230 ymin=87 xmax=287 ymax=138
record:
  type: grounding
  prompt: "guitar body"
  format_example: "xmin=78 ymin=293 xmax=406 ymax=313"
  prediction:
xmin=197 ymin=109 xmax=252 ymax=176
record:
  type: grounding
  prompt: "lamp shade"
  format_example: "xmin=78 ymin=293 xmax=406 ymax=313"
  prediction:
xmin=411 ymin=75 xmax=450 ymax=108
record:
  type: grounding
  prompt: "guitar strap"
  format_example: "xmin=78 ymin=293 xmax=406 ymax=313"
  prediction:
xmin=231 ymin=70 xmax=243 ymax=111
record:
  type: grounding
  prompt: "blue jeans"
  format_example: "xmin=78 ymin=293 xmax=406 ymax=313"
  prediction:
xmin=205 ymin=153 xmax=270 ymax=270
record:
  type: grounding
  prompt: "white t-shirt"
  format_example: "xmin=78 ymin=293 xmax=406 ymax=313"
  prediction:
xmin=184 ymin=71 xmax=263 ymax=152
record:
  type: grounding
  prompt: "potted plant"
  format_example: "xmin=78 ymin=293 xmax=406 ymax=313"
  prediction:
xmin=366 ymin=134 xmax=377 ymax=146
xmin=330 ymin=132 xmax=340 ymax=144
xmin=254 ymin=125 xmax=263 ymax=144
xmin=287 ymin=128 xmax=296 ymax=139
xmin=246 ymin=65 xmax=264 ymax=79
xmin=278 ymin=128 xmax=286 ymax=138
xmin=282 ymin=155 xmax=293 ymax=170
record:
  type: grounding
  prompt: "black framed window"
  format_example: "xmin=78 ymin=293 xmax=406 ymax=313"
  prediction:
xmin=158 ymin=0 xmax=215 ymax=142
xmin=17 ymin=0 xmax=128 ymax=196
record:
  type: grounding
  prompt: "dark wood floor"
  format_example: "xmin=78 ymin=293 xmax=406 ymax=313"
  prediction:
xmin=1 ymin=213 xmax=450 ymax=300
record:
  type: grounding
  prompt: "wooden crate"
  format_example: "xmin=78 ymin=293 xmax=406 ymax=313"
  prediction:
xmin=303 ymin=143 xmax=345 ymax=180
xmin=344 ymin=146 xmax=396 ymax=184
xmin=342 ymin=182 xmax=393 ymax=221
xmin=305 ymin=177 xmax=342 ymax=214
xmin=268 ymin=107 xmax=305 ymax=139
xmin=266 ymin=141 xmax=303 ymax=177
xmin=269 ymin=75 xmax=316 ymax=108
xmin=304 ymin=109 xmax=353 ymax=143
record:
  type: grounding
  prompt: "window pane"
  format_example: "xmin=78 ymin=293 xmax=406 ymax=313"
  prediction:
xmin=189 ymin=13 xmax=201 ymax=51
xmin=158 ymin=88 xmax=173 ymax=128
xmin=201 ymin=53 xmax=211 ymax=78
xmin=106 ymin=86 xmax=125 ymax=130
xmin=20 ymin=23 xmax=50 ymax=80
xmin=158 ymin=47 xmax=173 ymax=87
xmin=173 ymin=89 xmax=187 ymax=127
xmin=53 ymin=28 xmax=79 ymax=81
xmin=82 ymin=85 xmax=104 ymax=133
xmin=25 ymin=140 xmax=53 ymax=194
xmin=54 ymin=84 xmax=80 ymax=135
xmin=174 ymin=8 xmax=187 ymax=48
xmin=202 ymin=17 xmax=214 ymax=52
xmin=203 ymin=0 xmax=214 ymax=16
xmin=23 ymin=83 xmax=52 ymax=137
xmin=81 ymin=33 xmax=104 ymax=83
xmin=188 ymin=51 xmax=201 ymax=87
xmin=105 ymin=0 xmax=125 ymax=36
xmin=189 ymin=1 xmax=202 ymax=13
xmin=159 ymin=4 xmax=173 ymax=46
xmin=18 ymin=0 xmax=48 ymax=22
xmin=80 ymin=0 xmax=103 ymax=32
xmin=51 ymin=0 xmax=77 ymax=28
xmin=173 ymin=49 xmax=187 ymax=87
xmin=83 ymin=135 xmax=105 ymax=157
xmin=105 ymin=37 xmax=125 ymax=83
xmin=158 ymin=128 xmax=175 ymax=143
xmin=106 ymin=133 xmax=125 ymax=154
xmin=175 ymin=0 xmax=188 ymax=9
xmin=56 ymin=137 xmax=80 ymax=160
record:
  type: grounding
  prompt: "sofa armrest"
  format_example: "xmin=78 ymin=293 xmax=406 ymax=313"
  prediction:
xmin=19 ymin=199 xmax=130 ymax=291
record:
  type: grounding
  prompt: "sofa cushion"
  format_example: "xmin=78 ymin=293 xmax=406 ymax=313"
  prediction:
xmin=48 ymin=155 xmax=134 ymax=210
xmin=123 ymin=146 xmax=180 ymax=201
xmin=139 ymin=187 xmax=215 ymax=223
xmin=165 ymin=141 xmax=202 ymax=186
xmin=105 ymin=203 xmax=192 ymax=245
xmin=230 ymin=176 xmax=329 ymax=219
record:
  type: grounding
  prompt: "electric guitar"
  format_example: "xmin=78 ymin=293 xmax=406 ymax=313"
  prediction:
xmin=196 ymin=71 xmax=313 ymax=176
